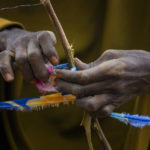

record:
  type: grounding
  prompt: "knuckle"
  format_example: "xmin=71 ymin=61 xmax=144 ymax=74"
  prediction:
xmin=37 ymin=32 xmax=45 ymax=42
xmin=105 ymin=49 xmax=117 ymax=55
xmin=113 ymin=60 xmax=125 ymax=75
xmin=86 ymin=101 xmax=98 ymax=112
xmin=101 ymin=105 xmax=114 ymax=116
xmin=106 ymin=59 xmax=125 ymax=76
xmin=0 ymin=51 xmax=8 ymax=58
xmin=79 ymin=72 xmax=89 ymax=84
xmin=14 ymin=37 xmax=28 ymax=47
xmin=46 ymin=31 xmax=56 ymax=44
xmin=0 ymin=63 xmax=8 ymax=71
xmin=38 ymin=31 xmax=56 ymax=44
xmin=97 ymin=108 xmax=110 ymax=117
xmin=72 ymin=86 xmax=82 ymax=97
xmin=36 ymin=70 xmax=49 ymax=80
xmin=102 ymin=109 xmax=110 ymax=116
xmin=13 ymin=41 xmax=20 ymax=48
xmin=102 ymin=49 xmax=118 ymax=59
xmin=89 ymin=62 xmax=96 ymax=68
xmin=44 ymin=47 xmax=56 ymax=57
xmin=115 ymin=82 xmax=125 ymax=92
xmin=28 ymin=52 xmax=40 ymax=62
xmin=16 ymin=56 xmax=26 ymax=66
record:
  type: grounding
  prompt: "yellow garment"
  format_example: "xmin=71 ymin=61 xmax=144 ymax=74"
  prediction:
xmin=0 ymin=0 xmax=150 ymax=150
xmin=0 ymin=18 xmax=23 ymax=30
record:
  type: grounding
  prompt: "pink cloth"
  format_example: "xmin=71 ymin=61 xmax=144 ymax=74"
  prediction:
xmin=36 ymin=65 xmax=57 ymax=93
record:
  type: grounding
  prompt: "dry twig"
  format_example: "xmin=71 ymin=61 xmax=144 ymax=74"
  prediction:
xmin=40 ymin=1 xmax=112 ymax=150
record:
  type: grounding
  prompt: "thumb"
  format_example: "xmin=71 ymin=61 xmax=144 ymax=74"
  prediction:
xmin=74 ymin=58 xmax=89 ymax=70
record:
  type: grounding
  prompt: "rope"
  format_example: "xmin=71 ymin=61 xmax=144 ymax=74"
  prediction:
xmin=0 ymin=3 xmax=41 ymax=11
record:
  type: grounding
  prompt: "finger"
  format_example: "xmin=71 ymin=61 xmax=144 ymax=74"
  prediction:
xmin=89 ymin=95 xmax=133 ymax=118
xmin=0 ymin=51 xmax=14 ymax=82
xmin=74 ymin=58 xmax=89 ymax=70
xmin=74 ymin=50 xmax=122 ymax=70
xmin=90 ymin=104 xmax=115 ymax=118
xmin=76 ymin=94 xmax=112 ymax=112
xmin=28 ymin=40 xmax=49 ymax=81
xmin=56 ymin=78 xmax=116 ymax=97
xmin=89 ymin=49 xmax=130 ymax=67
xmin=55 ymin=79 xmax=84 ymax=97
xmin=15 ymin=46 xmax=34 ymax=82
xmin=37 ymin=31 xmax=59 ymax=65
xmin=74 ymin=50 xmax=129 ymax=70
xmin=74 ymin=50 xmax=125 ymax=69
xmin=56 ymin=59 xmax=123 ymax=84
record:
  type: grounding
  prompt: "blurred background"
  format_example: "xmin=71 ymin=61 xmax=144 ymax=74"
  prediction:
xmin=0 ymin=0 xmax=150 ymax=150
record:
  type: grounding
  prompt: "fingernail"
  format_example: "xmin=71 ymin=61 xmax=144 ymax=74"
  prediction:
xmin=50 ymin=56 xmax=58 ymax=65
xmin=5 ymin=73 xmax=14 ymax=81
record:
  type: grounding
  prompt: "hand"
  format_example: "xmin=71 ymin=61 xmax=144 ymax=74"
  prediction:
xmin=0 ymin=27 xmax=58 ymax=82
xmin=56 ymin=50 xmax=150 ymax=117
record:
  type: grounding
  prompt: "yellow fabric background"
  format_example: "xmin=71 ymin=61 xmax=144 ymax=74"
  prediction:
xmin=0 ymin=18 xmax=23 ymax=31
xmin=0 ymin=0 xmax=150 ymax=150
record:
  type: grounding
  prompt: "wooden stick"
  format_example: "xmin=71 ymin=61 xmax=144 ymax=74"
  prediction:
xmin=81 ymin=112 xmax=94 ymax=150
xmin=95 ymin=118 xmax=112 ymax=150
xmin=40 ymin=1 xmax=112 ymax=150
xmin=40 ymin=0 xmax=74 ymax=67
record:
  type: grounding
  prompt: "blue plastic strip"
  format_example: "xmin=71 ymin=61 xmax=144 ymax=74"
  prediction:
xmin=54 ymin=63 xmax=69 ymax=69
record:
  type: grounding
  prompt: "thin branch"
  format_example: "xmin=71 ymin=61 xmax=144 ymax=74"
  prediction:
xmin=95 ymin=118 xmax=112 ymax=150
xmin=40 ymin=0 xmax=74 ymax=67
xmin=81 ymin=112 xmax=94 ymax=150
xmin=40 ymin=1 xmax=112 ymax=150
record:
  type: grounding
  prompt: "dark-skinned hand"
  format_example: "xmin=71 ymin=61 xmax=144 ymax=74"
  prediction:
xmin=56 ymin=50 xmax=150 ymax=117
xmin=0 ymin=27 xmax=59 ymax=82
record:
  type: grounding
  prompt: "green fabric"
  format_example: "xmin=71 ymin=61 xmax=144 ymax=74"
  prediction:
xmin=0 ymin=0 xmax=150 ymax=150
